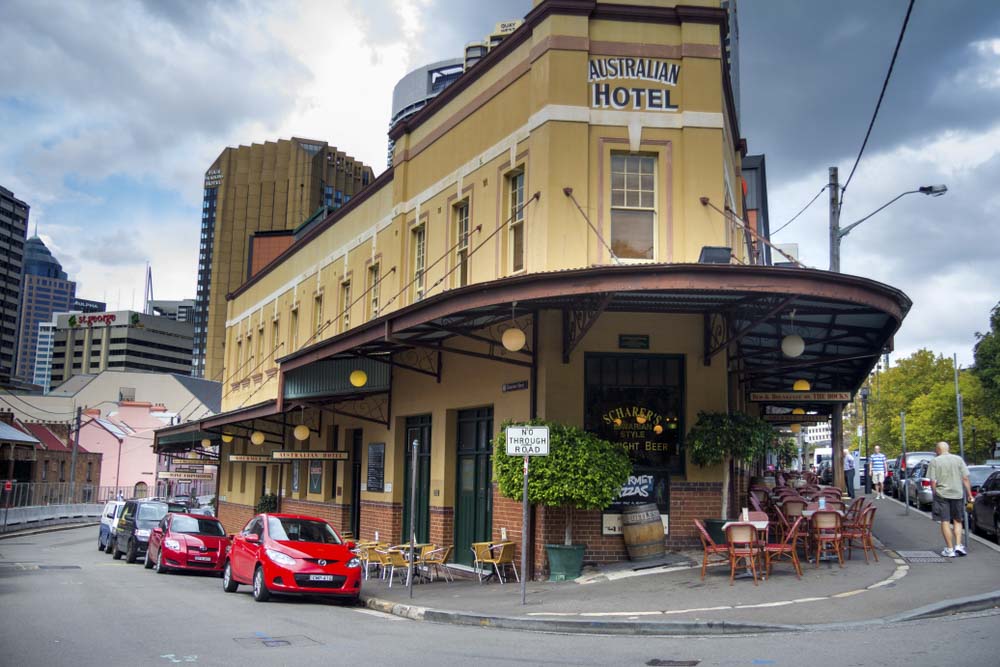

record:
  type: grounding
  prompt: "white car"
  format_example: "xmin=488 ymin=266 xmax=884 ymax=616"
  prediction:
xmin=99 ymin=500 xmax=126 ymax=553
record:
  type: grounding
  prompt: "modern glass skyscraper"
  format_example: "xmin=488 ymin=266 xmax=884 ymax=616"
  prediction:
xmin=0 ymin=186 xmax=29 ymax=386
xmin=15 ymin=236 xmax=77 ymax=383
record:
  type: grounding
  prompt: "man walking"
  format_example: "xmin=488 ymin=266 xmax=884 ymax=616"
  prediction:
xmin=927 ymin=441 xmax=972 ymax=557
xmin=869 ymin=445 xmax=888 ymax=499
xmin=843 ymin=448 xmax=856 ymax=499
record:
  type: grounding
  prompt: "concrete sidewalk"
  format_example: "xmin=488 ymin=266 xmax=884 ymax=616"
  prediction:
xmin=361 ymin=495 xmax=1000 ymax=634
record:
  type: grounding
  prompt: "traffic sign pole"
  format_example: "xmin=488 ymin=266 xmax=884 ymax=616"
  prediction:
xmin=521 ymin=455 xmax=529 ymax=606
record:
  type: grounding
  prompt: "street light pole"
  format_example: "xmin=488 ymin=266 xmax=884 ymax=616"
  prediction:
xmin=828 ymin=173 xmax=946 ymax=273
xmin=861 ymin=385 xmax=871 ymax=495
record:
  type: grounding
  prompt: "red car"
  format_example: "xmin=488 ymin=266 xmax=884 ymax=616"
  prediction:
xmin=144 ymin=513 xmax=230 ymax=574
xmin=222 ymin=513 xmax=361 ymax=603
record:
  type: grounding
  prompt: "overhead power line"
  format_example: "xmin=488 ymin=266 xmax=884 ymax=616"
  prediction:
xmin=841 ymin=0 xmax=916 ymax=199
xmin=771 ymin=185 xmax=828 ymax=236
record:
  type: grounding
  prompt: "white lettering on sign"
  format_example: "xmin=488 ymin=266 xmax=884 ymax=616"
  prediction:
xmin=619 ymin=474 xmax=654 ymax=499
xmin=505 ymin=426 xmax=550 ymax=456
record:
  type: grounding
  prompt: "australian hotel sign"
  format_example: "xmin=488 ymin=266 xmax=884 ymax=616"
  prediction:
xmin=589 ymin=57 xmax=680 ymax=111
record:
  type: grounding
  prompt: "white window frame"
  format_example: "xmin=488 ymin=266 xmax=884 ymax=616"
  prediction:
xmin=368 ymin=263 xmax=380 ymax=319
xmin=340 ymin=280 xmax=352 ymax=332
xmin=609 ymin=152 xmax=657 ymax=263
xmin=454 ymin=201 xmax=470 ymax=287
xmin=508 ymin=170 xmax=525 ymax=273
xmin=413 ymin=224 xmax=426 ymax=300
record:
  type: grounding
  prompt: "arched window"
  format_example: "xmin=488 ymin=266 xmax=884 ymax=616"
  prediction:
xmin=134 ymin=481 xmax=148 ymax=498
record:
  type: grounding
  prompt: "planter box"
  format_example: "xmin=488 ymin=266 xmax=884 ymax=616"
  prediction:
xmin=545 ymin=544 xmax=585 ymax=581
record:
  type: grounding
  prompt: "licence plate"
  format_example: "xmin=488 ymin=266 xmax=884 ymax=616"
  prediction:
xmin=309 ymin=574 xmax=334 ymax=582
xmin=194 ymin=556 xmax=212 ymax=562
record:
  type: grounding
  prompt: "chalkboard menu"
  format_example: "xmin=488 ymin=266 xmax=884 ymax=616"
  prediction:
xmin=367 ymin=443 xmax=385 ymax=492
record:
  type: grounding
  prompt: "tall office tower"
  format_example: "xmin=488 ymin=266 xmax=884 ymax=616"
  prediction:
xmin=0 ymin=186 xmax=29 ymax=386
xmin=192 ymin=138 xmax=375 ymax=380
xmin=463 ymin=20 xmax=523 ymax=69
xmin=15 ymin=236 xmax=77 ymax=383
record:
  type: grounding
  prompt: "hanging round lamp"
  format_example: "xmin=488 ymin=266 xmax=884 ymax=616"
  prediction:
xmin=792 ymin=408 xmax=805 ymax=415
xmin=790 ymin=423 xmax=802 ymax=433
xmin=349 ymin=369 xmax=368 ymax=387
xmin=781 ymin=334 xmax=805 ymax=358
xmin=221 ymin=433 xmax=234 ymax=444
xmin=792 ymin=379 xmax=811 ymax=391
xmin=293 ymin=424 xmax=310 ymax=441
xmin=501 ymin=300 xmax=526 ymax=352
xmin=250 ymin=431 xmax=266 ymax=446
xmin=200 ymin=438 xmax=211 ymax=448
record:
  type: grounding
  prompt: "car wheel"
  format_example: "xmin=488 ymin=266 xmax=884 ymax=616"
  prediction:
xmin=252 ymin=566 xmax=271 ymax=602
xmin=155 ymin=550 xmax=169 ymax=574
xmin=112 ymin=539 xmax=124 ymax=560
xmin=126 ymin=540 xmax=137 ymax=564
xmin=144 ymin=548 xmax=154 ymax=569
xmin=222 ymin=562 xmax=239 ymax=592
xmin=105 ymin=536 xmax=115 ymax=554
xmin=994 ymin=517 xmax=1000 ymax=545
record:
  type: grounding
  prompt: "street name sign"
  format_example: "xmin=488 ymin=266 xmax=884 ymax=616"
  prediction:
xmin=158 ymin=472 xmax=214 ymax=480
xmin=750 ymin=391 xmax=851 ymax=403
xmin=505 ymin=426 xmax=549 ymax=456
xmin=272 ymin=451 xmax=349 ymax=461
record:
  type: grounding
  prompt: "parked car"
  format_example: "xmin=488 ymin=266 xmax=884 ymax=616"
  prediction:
xmin=190 ymin=506 xmax=215 ymax=517
xmin=883 ymin=460 xmax=900 ymax=497
xmin=144 ymin=513 xmax=229 ymax=574
xmin=892 ymin=452 xmax=934 ymax=499
xmin=222 ymin=513 xmax=362 ymax=603
xmin=968 ymin=465 xmax=1000 ymax=507
xmin=858 ymin=457 xmax=868 ymax=492
xmin=113 ymin=499 xmax=187 ymax=563
xmin=901 ymin=460 xmax=934 ymax=511
xmin=817 ymin=459 xmax=833 ymax=485
xmin=970 ymin=469 xmax=1000 ymax=543
xmin=98 ymin=500 xmax=125 ymax=552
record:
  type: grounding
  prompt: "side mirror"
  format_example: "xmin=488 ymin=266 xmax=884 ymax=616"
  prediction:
xmin=345 ymin=541 xmax=355 ymax=550
xmin=245 ymin=534 xmax=260 ymax=544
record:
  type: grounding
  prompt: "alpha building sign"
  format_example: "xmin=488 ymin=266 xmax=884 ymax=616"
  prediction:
xmin=589 ymin=57 xmax=680 ymax=111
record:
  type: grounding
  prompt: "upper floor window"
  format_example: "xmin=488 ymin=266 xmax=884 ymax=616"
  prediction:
xmin=290 ymin=309 xmax=299 ymax=351
xmin=508 ymin=171 xmax=525 ymax=272
xmin=340 ymin=281 xmax=352 ymax=332
xmin=412 ymin=225 xmax=426 ymax=300
xmin=610 ymin=153 xmax=656 ymax=260
xmin=454 ymin=201 xmax=470 ymax=287
xmin=314 ymin=295 xmax=324 ymax=333
xmin=271 ymin=320 xmax=280 ymax=363
xmin=368 ymin=264 xmax=380 ymax=319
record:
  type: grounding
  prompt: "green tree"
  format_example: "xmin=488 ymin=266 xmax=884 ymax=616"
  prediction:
xmin=973 ymin=301 xmax=1000 ymax=408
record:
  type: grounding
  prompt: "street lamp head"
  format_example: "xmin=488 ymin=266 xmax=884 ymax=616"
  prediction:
xmin=859 ymin=385 xmax=870 ymax=402
xmin=918 ymin=184 xmax=947 ymax=197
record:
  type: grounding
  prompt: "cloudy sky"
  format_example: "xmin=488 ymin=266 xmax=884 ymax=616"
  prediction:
xmin=1 ymin=0 xmax=997 ymax=366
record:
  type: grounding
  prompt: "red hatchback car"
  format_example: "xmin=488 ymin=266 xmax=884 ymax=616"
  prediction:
xmin=223 ymin=513 xmax=362 ymax=603
xmin=144 ymin=513 xmax=230 ymax=574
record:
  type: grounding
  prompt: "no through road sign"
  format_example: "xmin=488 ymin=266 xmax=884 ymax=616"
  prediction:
xmin=505 ymin=426 xmax=549 ymax=456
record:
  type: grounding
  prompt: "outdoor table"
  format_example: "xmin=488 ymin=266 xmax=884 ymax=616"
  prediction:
xmin=800 ymin=510 xmax=845 ymax=562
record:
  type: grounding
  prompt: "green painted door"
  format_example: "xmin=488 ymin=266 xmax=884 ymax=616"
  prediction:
xmin=454 ymin=407 xmax=493 ymax=566
xmin=401 ymin=415 xmax=431 ymax=544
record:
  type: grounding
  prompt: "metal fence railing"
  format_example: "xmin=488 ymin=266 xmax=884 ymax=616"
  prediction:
xmin=1 ymin=482 xmax=145 ymax=508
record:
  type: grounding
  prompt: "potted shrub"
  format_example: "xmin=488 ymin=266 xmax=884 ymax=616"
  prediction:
xmin=255 ymin=492 xmax=278 ymax=513
xmin=686 ymin=411 xmax=774 ymax=542
xmin=494 ymin=420 xmax=631 ymax=581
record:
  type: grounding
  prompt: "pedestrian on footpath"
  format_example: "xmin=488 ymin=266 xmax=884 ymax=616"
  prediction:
xmin=927 ymin=441 xmax=973 ymax=558
xmin=869 ymin=446 xmax=888 ymax=499
xmin=843 ymin=448 xmax=856 ymax=499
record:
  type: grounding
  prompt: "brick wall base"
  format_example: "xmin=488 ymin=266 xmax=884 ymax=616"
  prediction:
xmin=281 ymin=498 xmax=352 ymax=534
xmin=667 ymin=481 xmax=724 ymax=547
xmin=218 ymin=500 xmax=255 ymax=536
xmin=429 ymin=506 xmax=454 ymax=549
xmin=360 ymin=500 xmax=402 ymax=543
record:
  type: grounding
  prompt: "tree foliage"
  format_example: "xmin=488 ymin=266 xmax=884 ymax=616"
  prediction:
xmin=686 ymin=411 xmax=776 ymax=466
xmin=973 ymin=301 xmax=1000 ymax=408
xmin=493 ymin=420 xmax=632 ymax=512
xmin=845 ymin=348 xmax=999 ymax=463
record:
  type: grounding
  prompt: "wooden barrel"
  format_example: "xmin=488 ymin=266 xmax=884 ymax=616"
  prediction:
xmin=621 ymin=503 xmax=665 ymax=561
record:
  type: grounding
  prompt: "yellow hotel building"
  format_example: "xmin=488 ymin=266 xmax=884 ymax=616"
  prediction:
xmin=157 ymin=0 xmax=909 ymax=575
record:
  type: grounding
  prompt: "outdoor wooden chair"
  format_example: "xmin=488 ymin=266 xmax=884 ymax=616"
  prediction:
xmin=470 ymin=541 xmax=493 ymax=583
xmin=694 ymin=519 xmax=729 ymax=581
xmin=842 ymin=506 xmax=879 ymax=563
xmin=765 ymin=516 xmax=804 ymax=579
xmin=844 ymin=497 xmax=867 ymax=524
xmin=383 ymin=549 xmax=411 ymax=587
xmin=782 ymin=499 xmax=807 ymax=520
xmin=811 ymin=510 xmax=844 ymax=568
xmin=481 ymin=542 xmax=519 ymax=583
xmin=725 ymin=522 xmax=761 ymax=586
xmin=749 ymin=494 xmax=767 ymax=515
xmin=825 ymin=500 xmax=846 ymax=512
xmin=419 ymin=545 xmax=454 ymax=582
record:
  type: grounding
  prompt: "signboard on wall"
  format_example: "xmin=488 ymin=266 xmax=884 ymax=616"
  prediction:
xmin=157 ymin=472 xmax=214 ymax=480
xmin=229 ymin=455 xmax=272 ymax=463
xmin=588 ymin=57 xmax=681 ymax=111
xmin=272 ymin=451 xmax=348 ymax=461
xmin=750 ymin=391 xmax=851 ymax=403
xmin=366 ymin=443 xmax=385 ymax=493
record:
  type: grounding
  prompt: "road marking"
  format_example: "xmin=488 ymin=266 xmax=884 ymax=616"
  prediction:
xmin=354 ymin=608 xmax=404 ymax=621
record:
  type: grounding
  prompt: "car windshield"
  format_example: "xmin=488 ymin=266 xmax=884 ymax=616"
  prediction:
xmin=969 ymin=467 xmax=996 ymax=487
xmin=137 ymin=503 xmax=168 ymax=522
xmin=172 ymin=516 xmax=225 ymax=536
xmin=267 ymin=517 xmax=341 ymax=544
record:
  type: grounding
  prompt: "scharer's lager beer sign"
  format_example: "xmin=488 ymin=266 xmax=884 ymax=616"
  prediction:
xmin=588 ymin=57 xmax=680 ymax=111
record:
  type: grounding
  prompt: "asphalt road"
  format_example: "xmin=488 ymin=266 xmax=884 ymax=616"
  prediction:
xmin=1 ymin=526 xmax=998 ymax=667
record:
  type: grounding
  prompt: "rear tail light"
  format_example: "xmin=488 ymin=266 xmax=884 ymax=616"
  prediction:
xmin=971 ymin=490 xmax=978 ymax=498
xmin=921 ymin=480 xmax=931 ymax=488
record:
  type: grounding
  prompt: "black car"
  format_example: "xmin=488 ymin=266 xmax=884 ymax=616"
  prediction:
xmin=883 ymin=460 xmax=900 ymax=497
xmin=970 ymin=469 xmax=1000 ymax=543
xmin=113 ymin=499 xmax=186 ymax=563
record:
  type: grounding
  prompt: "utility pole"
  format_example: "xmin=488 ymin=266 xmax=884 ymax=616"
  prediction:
xmin=828 ymin=167 xmax=841 ymax=272
xmin=69 ymin=405 xmax=82 ymax=503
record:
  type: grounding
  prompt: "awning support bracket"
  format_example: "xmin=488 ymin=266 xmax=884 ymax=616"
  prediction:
xmin=563 ymin=293 xmax=612 ymax=363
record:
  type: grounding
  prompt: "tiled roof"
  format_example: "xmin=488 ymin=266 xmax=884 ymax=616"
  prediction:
xmin=19 ymin=421 xmax=84 ymax=453
xmin=0 ymin=420 xmax=41 ymax=445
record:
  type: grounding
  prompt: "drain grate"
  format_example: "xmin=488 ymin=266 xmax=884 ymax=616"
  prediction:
xmin=233 ymin=635 xmax=320 ymax=649
xmin=896 ymin=550 xmax=952 ymax=563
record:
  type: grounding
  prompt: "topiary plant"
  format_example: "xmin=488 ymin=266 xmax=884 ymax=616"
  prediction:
xmin=494 ymin=419 xmax=632 ymax=546
xmin=255 ymin=493 xmax=278 ymax=513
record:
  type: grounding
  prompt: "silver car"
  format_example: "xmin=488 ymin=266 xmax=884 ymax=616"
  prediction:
xmin=902 ymin=460 xmax=934 ymax=511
